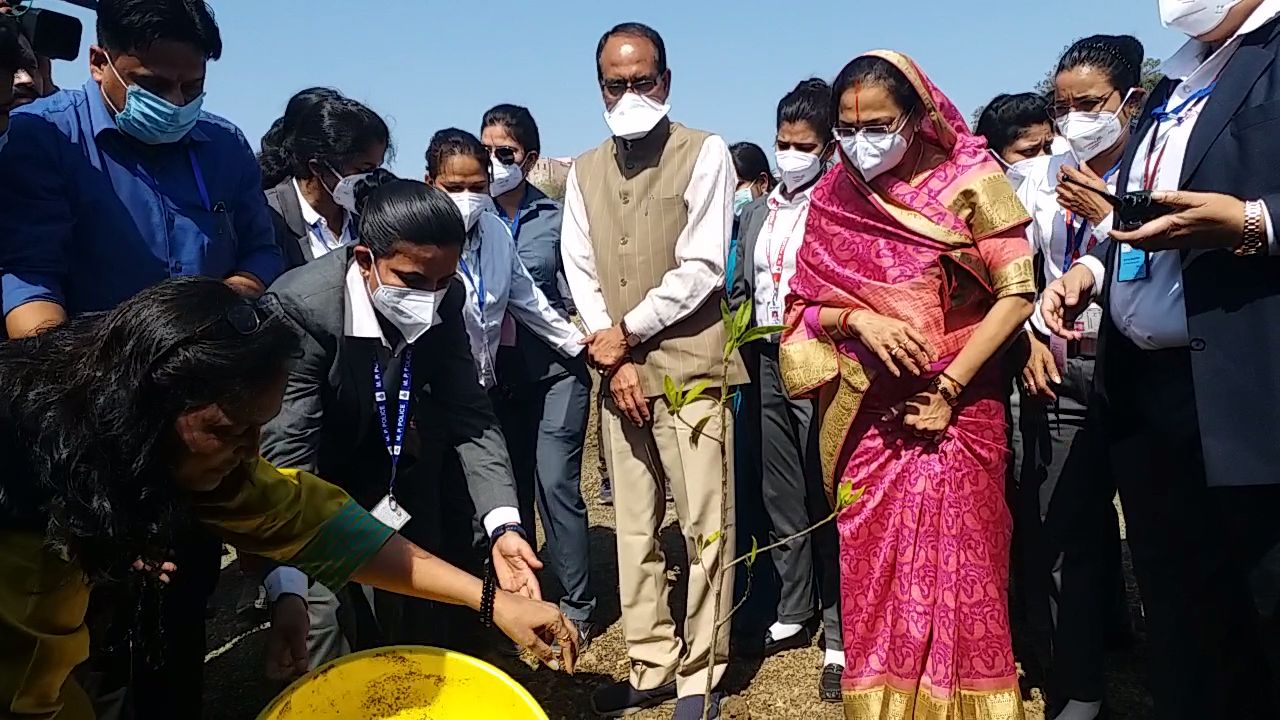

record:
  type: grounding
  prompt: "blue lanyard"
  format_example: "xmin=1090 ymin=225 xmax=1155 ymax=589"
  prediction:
xmin=186 ymin=148 xmax=212 ymax=211
xmin=1061 ymin=162 xmax=1121 ymax=273
xmin=372 ymin=347 xmax=414 ymax=496
xmin=1150 ymin=81 xmax=1217 ymax=124
xmin=458 ymin=247 xmax=485 ymax=315
xmin=497 ymin=187 xmax=528 ymax=241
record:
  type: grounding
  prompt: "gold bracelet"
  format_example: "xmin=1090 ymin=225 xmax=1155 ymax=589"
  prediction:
xmin=1234 ymin=200 xmax=1266 ymax=257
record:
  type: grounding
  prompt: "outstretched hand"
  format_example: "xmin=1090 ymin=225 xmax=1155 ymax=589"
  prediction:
xmin=492 ymin=532 xmax=544 ymax=601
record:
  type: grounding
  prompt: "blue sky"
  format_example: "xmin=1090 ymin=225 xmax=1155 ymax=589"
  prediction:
xmin=43 ymin=0 xmax=1184 ymax=177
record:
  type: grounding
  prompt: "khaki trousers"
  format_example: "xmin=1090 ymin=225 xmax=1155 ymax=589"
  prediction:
xmin=604 ymin=393 xmax=735 ymax=697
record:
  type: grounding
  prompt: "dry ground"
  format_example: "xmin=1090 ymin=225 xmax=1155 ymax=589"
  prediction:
xmin=205 ymin=396 xmax=1154 ymax=719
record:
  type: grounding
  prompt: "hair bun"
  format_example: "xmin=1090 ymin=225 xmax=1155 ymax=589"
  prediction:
xmin=353 ymin=168 xmax=399 ymax=216
xmin=800 ymin=78 xmax=831 ymax=93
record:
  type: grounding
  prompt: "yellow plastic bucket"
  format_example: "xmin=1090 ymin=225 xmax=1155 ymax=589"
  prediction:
xmin=257 ymin=645 xmax=548 ymax=720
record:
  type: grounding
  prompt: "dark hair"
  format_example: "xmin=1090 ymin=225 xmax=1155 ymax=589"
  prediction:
xmin=481 ymin=104 xmax=542 ymax=154
xmin=258 ymin=90 xmax=391 ymax=189
xmin=975 ymin=93 xmax=1051 ymax=155
xmin=778 ymin=78 xmax=834 ymax=143
xmin=596 ymin=22 xmax=667 ymax=82
xmin=731 ymin=142 xmax=774 ymax=190
xmin=831 ymin=55 xmax=919 ymax=122
xmin=425 ymin=127 xmax=489 ymax=180
xmin=0 ymin=277 xmax=300 ymax=584
xmin=0 ymin=19 xmax=20 ymax=76
xmin=353 ymin=168 xmax=466 ymax=257
xmin=97 ymin=0 xmax=223 ymax=60
xmin=1056 ymin=35 xmax=1145 ymax=93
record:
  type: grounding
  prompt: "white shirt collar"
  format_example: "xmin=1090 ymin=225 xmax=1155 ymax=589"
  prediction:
xmin=293 ymin=177 xmax=353 ymax=235
xmin=1161 ymin=1 xmax=1280 ymax=79
xmin=767 ymin=182 xmax=815 ymax=210
xmin=343 ymin=260 xmax=391 ymax=348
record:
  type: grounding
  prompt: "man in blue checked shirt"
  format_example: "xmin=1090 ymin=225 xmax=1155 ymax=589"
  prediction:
xmin=0 ymin=0 xmax=282 ymax=339
xmin=0 ymin=1 xmax=282 ymax=716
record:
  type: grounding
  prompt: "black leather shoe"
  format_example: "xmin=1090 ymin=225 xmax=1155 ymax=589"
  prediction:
xmin=673 ymin=693 xmax=724 ymax=720
xmin=819 ymin=664 xmax=842 ymax=703
xmin=591 ymin=680 xmax=676 ymax=717
xmin=763 ymin=625 xmax=814 ymax=657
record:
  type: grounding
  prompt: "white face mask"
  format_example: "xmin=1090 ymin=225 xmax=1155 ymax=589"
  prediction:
xmin=490 ymin=157 xmax=524 ymax=197
xmin=839 ymin=125 xmax=911 ymax=183
xmin=1054 ymin=90 xmax=1132 ymax=163
xmin=1160 ymin=0 xmax=1242 ymax=37
xmin=775 ymin=149 xmax=823 ymax=191
xmin=327 ymin=168 xmax=371 ymax=215
xmin=990 ymin=150 xmax=1039 ymax=186
xmin=450 ymin=191 xmax=494 ymax=232
xmin=368 ymin=262 xmax=446 ymax=344
xmin=604 ymin=91 xmax=670 ymax=140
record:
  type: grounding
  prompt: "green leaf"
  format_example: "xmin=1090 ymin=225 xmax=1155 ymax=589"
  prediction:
xmin=720 ymin=298 xmax=733 ymax=329
xmin=663 ymin=375 xmax=680 ymax=411
xmin=683 ymin=379 xmax=711 ymax=406
xmin=747 ymin=536 xmax=759 ymax=567
xmin=689 ymin=416 xmax=712 ymax=448
xmin=837 ymin=482 xmax=865 ymax=511
xmin=733 ymin=301 xmax=752 ymax=341
xmin=738 ymin=325 xmax=788 ymax=347
xmin=704 ymin=530 xmax=722 ymax=549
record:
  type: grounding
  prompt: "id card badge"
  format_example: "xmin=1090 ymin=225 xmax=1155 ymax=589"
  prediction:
xmin=765 ymin=299 xmax=783 ymax=326
xmin=371 ymin=495 xmax=412 ymax=531
xmin=1116 ymin=244 xmax=1149 ymax=282
xmin=1049 ymin=335 xmax=1069 ymax=373
xmin=1079 ymin=305 xmax=1103 ymax=356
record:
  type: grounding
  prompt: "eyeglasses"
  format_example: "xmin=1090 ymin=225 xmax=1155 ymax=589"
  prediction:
xmin=486 ymin=145 xmax=519 ymax=165
xmin=3 ymin=2 xmax=33 ymax=18
xmin=601 ymin=75 xmax=661 ymax=100
xmin=147 ymin=294 xmax=284 ymax=376
xmin=1049 ymin=89 xmax=1119 ymax=119
xmin=832 ymin=114 xmax=910 ymax=140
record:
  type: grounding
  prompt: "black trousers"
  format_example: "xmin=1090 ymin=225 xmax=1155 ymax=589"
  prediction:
xmin=1013 ymin=357 xmax=1125 ymax=706
xmin=756 ymin=343 xmax=842 ymax=649
xmin=1103 ymin=329 xmax=1280 ymax=719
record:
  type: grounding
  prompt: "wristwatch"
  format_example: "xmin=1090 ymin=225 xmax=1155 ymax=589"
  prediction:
xmin=1234 ymin=200 xmax=1266 ymax=257
xmin=619 ymin=319 xmax=641 ymax=348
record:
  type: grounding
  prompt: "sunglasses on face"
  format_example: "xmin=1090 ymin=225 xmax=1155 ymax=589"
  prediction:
xmin=487 ymin=145 xmax=519 ymax=165
xmin=600 ymin=75 xmax=661 ymax=100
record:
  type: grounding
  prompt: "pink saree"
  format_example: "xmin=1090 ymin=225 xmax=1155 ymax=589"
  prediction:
xmin=779 ymin=51 xmax=1035 ymax=719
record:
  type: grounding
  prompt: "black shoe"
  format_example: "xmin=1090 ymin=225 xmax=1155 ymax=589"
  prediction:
xmin=673 ymin=692 xmax=724 ymax=720
xmin=819 ymin=664 xmax=842 ymax=703
xmin=763 ymin=625 xmax=814 ymax=657
xmin=591 ymin=680 xmax=676 ymax=717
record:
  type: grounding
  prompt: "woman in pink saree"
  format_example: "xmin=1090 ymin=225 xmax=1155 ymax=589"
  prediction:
xmin=779 ymin=51 xmax=1035 ymax=719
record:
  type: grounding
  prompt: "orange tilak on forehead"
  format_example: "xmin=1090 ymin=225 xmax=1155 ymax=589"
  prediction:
xmin=854 ymin=80 xmax=861 ymax=124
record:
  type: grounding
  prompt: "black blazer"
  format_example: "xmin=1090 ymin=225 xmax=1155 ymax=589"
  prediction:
xmin=259 ymin=248 xmax=518 ymax=516
xmin=728 ymin=195 xmax=771 ymax=325
xmin=264 ymin=177 xmax=315 ymax=271
xmin=1092 ymin=16 xmax=1280 ymax=487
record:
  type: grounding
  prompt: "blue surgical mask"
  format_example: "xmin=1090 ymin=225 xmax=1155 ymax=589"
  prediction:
xmin=733 ymin=187 xmax=754 ymax=217
xmin=104 ymin=58 xmax=204 ymax=144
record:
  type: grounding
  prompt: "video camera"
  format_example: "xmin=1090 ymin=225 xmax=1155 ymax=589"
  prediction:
xmin=7 ymin=1 xmax=95 ymax=62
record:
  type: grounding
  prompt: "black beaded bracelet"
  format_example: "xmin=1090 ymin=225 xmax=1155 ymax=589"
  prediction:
xmin=479 ymin=557 xmax=497 ymax=629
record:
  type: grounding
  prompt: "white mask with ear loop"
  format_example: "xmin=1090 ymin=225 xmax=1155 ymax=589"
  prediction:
xmin=1054 ymin=89 xmax=1135 ymax=163
xmin=368 ymin=261 xmax=446 ymax=344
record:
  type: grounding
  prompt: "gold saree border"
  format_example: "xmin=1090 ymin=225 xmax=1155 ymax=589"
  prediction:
xmin=779 ymin=337 xmax=871 ymax=505
xmin=843 ymin=684 xmax=1024 ymax=720
xmin=952 ymin=173 xmax=1032 ymax=241
xmin=991 ymin=256 xmax=1036 ymax=299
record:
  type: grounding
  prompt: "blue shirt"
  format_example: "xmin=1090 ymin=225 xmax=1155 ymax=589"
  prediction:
xmin=0 ymin=79 xmax=283 ymax=314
